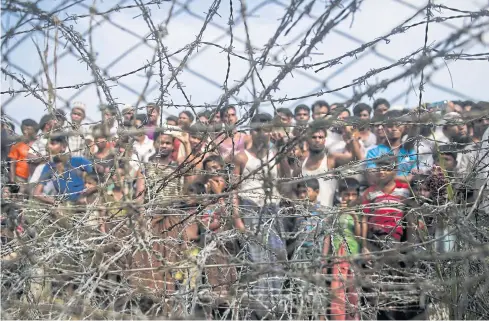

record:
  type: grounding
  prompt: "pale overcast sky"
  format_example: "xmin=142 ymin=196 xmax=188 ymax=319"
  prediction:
xmin=1 ymin=0 xmax=488 ymax=128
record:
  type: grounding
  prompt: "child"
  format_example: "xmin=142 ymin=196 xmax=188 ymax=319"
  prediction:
xmin=361 ymin=156 xmax=411 ymax=253
xmin=325 ymin=178 xmax=362 ymax=321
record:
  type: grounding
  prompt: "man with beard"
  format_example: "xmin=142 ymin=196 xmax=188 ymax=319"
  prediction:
xmin=145 ymin=132 xmax=183 ymax=208
xmin=232 ymin=113 xmax=290 ymax=208
xmin=293 ymin=119 xmax=363 ymax=208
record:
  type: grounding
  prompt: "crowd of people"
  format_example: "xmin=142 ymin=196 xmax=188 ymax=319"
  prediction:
xmin=1 ymin=98 xmax=488 ymax=319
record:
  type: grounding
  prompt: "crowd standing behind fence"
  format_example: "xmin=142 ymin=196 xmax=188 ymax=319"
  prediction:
xmin=1 ymin=98 xmax=489 ymax=320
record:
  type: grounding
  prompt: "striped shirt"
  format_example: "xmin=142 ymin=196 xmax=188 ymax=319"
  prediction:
xmin=362 ymin=180 xmax=410 ymax=241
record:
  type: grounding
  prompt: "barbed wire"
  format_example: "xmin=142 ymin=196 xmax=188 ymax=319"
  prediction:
xmin=1 ymin=0 xmax=489 ymax=320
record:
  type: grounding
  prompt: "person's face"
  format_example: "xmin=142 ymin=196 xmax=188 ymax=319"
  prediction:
xmin=377 ymin=163 xmax=396 ymax=185
xmin=277 ymin=112 xmax=292 ymax=125
xmin=71 ymin=109 xmax=85 ymax=123
xmin=44 ymin=119 xmax=56 ymax=132
xmin=156 ymin=134 xmax=173 ymax=156
xmin=435 ymin=154 xmax=457 ymax=172
xmin=167 ymin=119 xmax=177 ymax=126
xmin=48 ymin=140 xmax=64 ymax=155
xmin=224 ymin=108 xmax=238 ymax=126
xmin=198 ymin=115 xmax=209 ymax=125
xmin=251 ymin=126 xmax=272 ymax=147
xmin=340 ymin=189 xmax=359 ymax=207
xmin=359 ymin=110 xmax=370 ymax=120
xmin=205 ymin=160 xmax=222 ymax=172
xmin=330 ymin=104 xmax=338 ymax=111
xmin=189 ymin=134 xmax=204 ymax=150
xmin=104 ymin=111 xmax=114 ymax=122
xmin=291 ymin=141 xmax=309 ymax=160
xmin=385 ymin=123 xmax=405 ymax=140
xmin=95 ymin=137 xmax=107 ymax=151
xmin=307 ymin=187 xmax=319 ymax=202
xmin=444 ymin=124 xmax=465 ymax=139
xmin=297 ymin=187 xmax=308 ymax=200
xmin=212 ymin=112 xmax=221 ymax=125
xmin=123 ymin=110 xmax=134 ymax=122
xmin=147 ymin=107 xmax=159 ymax=123
xmin=416 ymin=182 xmax=431 ymax=200
xmin=307 ymin=130 xmax=326 ymax=153
xmin=84 ymin=179 xmax=97 ymax=194
xmin=295 ymin=109 xmax=309 ymax=122
xmin=374 ymin=123 xmax=386 ymax=139
xmin=473 ymin=119 xmax=489 ymax=138
xmin=337 ymin=111 xmax=350 ymax=121
xmin=21 ymin=125 xmax=36 ymax=138
xmin=313 ymin=106 xmax=328 ymax=120
xmin=375 ymin=104 xmax=389 ymax=115
xmin=178 ymin=113 xmax=192 ymax=128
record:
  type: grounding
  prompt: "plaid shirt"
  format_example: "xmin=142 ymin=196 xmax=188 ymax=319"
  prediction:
xmin=67 ymin=125 xmax=90 ymax=157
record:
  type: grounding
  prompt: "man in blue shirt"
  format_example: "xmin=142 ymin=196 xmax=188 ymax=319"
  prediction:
xmin=366 ymin=110 xmax=417 ymax=182
xmin=33 ymin=134 xmax=93 ymax=204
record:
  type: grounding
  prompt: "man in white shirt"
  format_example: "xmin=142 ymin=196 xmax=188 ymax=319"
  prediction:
xmin=133 ymin=115 xmax=155 ymax=163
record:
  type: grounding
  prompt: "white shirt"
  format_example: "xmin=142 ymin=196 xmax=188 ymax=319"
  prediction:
xmin=133 ymin=136 xmax=155 ymax=163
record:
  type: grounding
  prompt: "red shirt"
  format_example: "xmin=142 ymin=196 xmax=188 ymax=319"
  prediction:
xmin=362 ymin=180 xmax=410 ymax=241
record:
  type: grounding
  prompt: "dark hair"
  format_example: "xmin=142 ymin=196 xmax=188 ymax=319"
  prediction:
xmin=197 ymin=110 xmax=211 ymax=120
xmin=251 ymin=113 xmax=273 ymax=125
xmin=297 ymin=178 xmax=320 ymax=192
xmin=312 ymin=100 xmax=329 ymax=113
xmin=135 ymin=114 xmax=147 ymax=125
xmin=21 ymin=119 xmax=39 ymax=130
xmin=49 ymin=132 xmax=68 ymax=145
xmin=338 ymin=178 xmax=360 ymax=193
xmin=373 ymin=98 xmax=390 ymax=110
xmin=203 ymin=155 xmax=225 ymax=170
xmin=188 ymin=122 xmax=209 ymax=139
xmin=331 ymin=107 xmax=351 ymax=118
xmin=433 ymin=144 xmax=457 ymax=162
xmin=275 ymin=108 xmax=293 ymax=118
xmin=153 ymin=131 xmax=174 ymax=144
xmin=384 ymin=110 xmax=405 ymax=125
xmin=220 ymin=105 xmax=236 ymax=120
xmin=146 ymin=103 xmax=161 ymax=113
xmin=187 ymin=181 xmax=207 ymax=195
xmin=353 ymin=103 xmax=372 ymax=117
xmin=180 ymin=110 xmax=195 ymax=123
xmin=166 ymin=115 xmax=178 ymax=124
xmin=331 ymin=102 xmax=345 ymax=109
xmin=308 ymin=119 xmax=328 ymax=136
xmin=294 ymin=104 xmax=310 ymax=115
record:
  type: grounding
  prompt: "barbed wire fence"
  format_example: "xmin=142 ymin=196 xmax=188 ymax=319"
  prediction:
xmin=1 ymin=0 xmax=489 ymax=320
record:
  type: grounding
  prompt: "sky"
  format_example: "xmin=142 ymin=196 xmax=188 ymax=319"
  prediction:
xmin=1 ymin=0 xmax=488 ymax=130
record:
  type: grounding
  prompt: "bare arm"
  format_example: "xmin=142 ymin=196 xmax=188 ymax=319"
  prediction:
xmin=232 ymin=153 xmax=247 ymax=232
xmin=134 ymin=169 xmax=145 ymax=204
xmin=33 ymin=183 xmax=55 ymax=205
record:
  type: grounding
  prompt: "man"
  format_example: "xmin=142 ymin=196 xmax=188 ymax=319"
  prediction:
xmin=145 ymin=103 xmax=160 ymax=140
xmin=197 ymin=110 xmax=211 ymax=125
xmin=366 ymin=110 xmax=417 ymax=182
xmin=8 ymin=119 xmax=38 ymax=194
xmin=373 ymin=98 xmax=390 ymax=115
xmin=293 ymin=120 xmax=363 ymax=207
xmin=28 ymin=114 xmax=58 ymax=187
xmin=33 ymin=134 xmax=93 ymax=204
xmin=100 ymin=104 xmax=119 ymax=138
xmin=231 ymin=113 xmax=289 ymax=319
xmin=311 ymin=100 xmax=329 ymax=120
xmin=145 ymin=132 xmax=183 ymax=208
xmin=122 ymin=105 xmax=135 ymax=123
xmin=66 ymin=102 xmax=91 ymax=157
xmin=325 ymin=107 xmax=351 ymax=152
xmin=217 ymin=105 xmax=250 ymax=161
xmin=232 ymin=113 xmax=290 ymax=209
xmin=178 ymin=110 xmax=194 ymax=130
xmin=133 ymin=114 xmax=155 ymax=163
xmin=166 ymin=116 xmax=178 ymax=126
xmin=294 ymin=104 xmax=310 ymax=124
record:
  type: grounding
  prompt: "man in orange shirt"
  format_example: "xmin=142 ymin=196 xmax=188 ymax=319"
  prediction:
xmin=8 ymin=119 xmax=38 ymax=195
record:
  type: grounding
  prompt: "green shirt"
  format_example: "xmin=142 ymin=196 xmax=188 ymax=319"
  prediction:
xmin=331 ymin=213 xmax=359 ymax=255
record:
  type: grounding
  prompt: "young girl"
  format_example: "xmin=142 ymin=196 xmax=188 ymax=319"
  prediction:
xmin=324 ymin=178 xmax=362 ymax=321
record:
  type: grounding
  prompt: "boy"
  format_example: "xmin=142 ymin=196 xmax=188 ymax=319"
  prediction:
xmin=361 ymin=156 xmax=411 ymax=253
xmin=8 ymin=119 xmax=38 ymax=195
